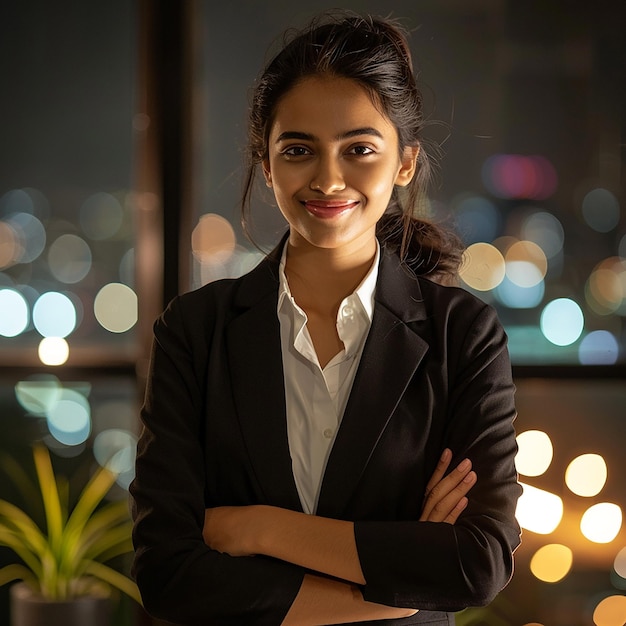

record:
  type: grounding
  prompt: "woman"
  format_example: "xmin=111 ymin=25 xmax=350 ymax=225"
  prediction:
xmin=131 ymin=12 xmax=522 ymax=625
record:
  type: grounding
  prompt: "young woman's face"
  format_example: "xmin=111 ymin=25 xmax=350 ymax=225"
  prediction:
xmin=263 ymin=75 xmax=418 ymax=255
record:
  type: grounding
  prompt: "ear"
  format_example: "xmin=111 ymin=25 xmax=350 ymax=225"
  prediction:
xmin=262 ymin=159 xmax=272 ymax=188
xmin=394 ymin=145 xmax=420 ymax=187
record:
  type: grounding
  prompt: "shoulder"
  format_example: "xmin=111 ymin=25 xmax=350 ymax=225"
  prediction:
xmin=159 ymin=252 xmax=280 ymax=330
xmin=379 ymin=248 xmax=497 ymax=327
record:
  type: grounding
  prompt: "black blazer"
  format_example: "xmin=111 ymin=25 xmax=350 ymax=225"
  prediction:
xmin=130 ymin=244 xmax=522 ymax=626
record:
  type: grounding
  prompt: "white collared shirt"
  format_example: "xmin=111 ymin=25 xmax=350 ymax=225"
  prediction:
xmin=277 ymin=242 xmax=379 ymax=514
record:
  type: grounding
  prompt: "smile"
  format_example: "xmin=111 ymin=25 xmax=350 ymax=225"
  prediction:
xmin=303 ymin=200 xmax=359 ymax=218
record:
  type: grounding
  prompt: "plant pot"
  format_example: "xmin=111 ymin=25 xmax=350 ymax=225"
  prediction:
xmin=10 ymin=582 xmax=112 ymax=626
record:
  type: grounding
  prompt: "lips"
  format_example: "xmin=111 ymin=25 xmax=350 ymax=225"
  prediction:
xmin=303 ymin=200 xmax=359 ymax=218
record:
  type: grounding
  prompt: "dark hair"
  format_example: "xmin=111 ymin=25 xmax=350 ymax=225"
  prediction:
xmin=242 ymin=12 xmax=463 ymax=283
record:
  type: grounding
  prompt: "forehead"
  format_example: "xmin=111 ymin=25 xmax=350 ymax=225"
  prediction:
xmin=270 ymin=75 xmax=396 ymax=138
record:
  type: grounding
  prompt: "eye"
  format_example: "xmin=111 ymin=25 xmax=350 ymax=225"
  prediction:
xmin=282 ymin=145 xmax=311 ymax=158
xmin=347 ymin=145 xmax=375 ymax=156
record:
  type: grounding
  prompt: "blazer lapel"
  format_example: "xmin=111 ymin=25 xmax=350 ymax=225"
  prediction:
xmin=226 ymin=251 xmax=303 ymax=512
xmin=317 ymin=251 xmax=430 ymax=518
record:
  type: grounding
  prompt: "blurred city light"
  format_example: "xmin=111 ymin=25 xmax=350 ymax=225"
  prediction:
xmin=530 ymin=544 xmax=573 ymax=583
xmin=580 ymin=503 xmax=622 ymax=543
xmin=565 ymin=454 xmax=607 ymax=497
xmin=516 ymin=482 xmax=563 ymax=534
xmin=515 ymin=430 xmax=553 ymax=477
xmin=540 ymin=298 xmax=584 ymax=346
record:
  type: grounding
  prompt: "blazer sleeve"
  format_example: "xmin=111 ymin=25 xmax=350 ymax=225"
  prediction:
xmin=354 ymin=301 xmax=522 ymax=611
xmin=130 ymin=294 xmax=304 ymax=626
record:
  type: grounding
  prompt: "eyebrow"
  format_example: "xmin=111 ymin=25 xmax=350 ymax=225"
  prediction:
xmin=275 ymin=127 xmax=384 ymax=143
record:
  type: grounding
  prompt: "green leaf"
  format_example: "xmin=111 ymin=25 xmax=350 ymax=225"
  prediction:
xmin=0 ymin=564 xmax=39 ymax=590
xmin=0 ymin=500 xmax=47 ymax=556
xmin=0 ymin=528 xmax=43 ymax=578
xmin=81 ymin=561 xmax=142 ymax=605
xmin=32 ymin=446 xmax=64 ymax=557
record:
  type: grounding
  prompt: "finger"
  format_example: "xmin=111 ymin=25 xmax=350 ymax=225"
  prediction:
xmin=421 ymin=457 xmax=471 ymax=520
xmin=424 ymin=448 xmax=452 ymax=496
xmin=422 ymin=471 xmax=477 ymax=523
xmin=442 ymin=496 xmax=469 ymax=524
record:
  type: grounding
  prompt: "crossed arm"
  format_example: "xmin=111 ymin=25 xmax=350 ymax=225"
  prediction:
xmin=203 ymin=449 xmax=476 ymax=625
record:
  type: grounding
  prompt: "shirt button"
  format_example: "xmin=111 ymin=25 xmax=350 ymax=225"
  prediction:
xmin=323 ymin=428 xmax=334 ymax=439
xmin=341 ymin=306 xmax=354 ymax=319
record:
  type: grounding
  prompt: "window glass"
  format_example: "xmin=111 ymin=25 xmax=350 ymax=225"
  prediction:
xmin=0 ymin=0 xmax=138 ymax=367
xmin=191 ymin=1 xmax=624 ymax=366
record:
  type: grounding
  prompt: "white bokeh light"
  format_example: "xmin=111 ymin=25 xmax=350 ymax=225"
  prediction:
xmin=540 ymin=298 xmax=584 ymax=346
xmin=33 ymin=291 xmax=77 ymax=338
xmin=94 ymin=283 xmax=138 ymax=333
xmin=0 ymin=288 xmax=29 ymax=337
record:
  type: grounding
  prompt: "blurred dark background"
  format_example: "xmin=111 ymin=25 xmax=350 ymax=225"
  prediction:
xmin=0 ymin=1 xmax=624 ymax=625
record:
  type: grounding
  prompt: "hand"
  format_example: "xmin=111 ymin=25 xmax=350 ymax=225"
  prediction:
xmin=419 ymin=449 xmax=476 ymax=524
xmin=203 ymin=505 xmax=258 ymax=556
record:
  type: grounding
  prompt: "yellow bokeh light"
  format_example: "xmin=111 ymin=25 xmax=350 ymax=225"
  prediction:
xmin=581 ymin=503 xmax=622 ymax=544
xmin=585 ymin=257 xmax=626 ymax=315
xmin=505 ymin=240 xmax=547 ymax=287
xmin=459 ymin=242 xmax=505 ymax=291
xmin=565 ymin=453 xmax=608 ymax=497
xmin=530 ymin=544 xmax=573 ymax=583
xmin=38 ymin=337 xmax=69 ymax=366
xmin=191 ymin=213 xmax=236 ymax=263
xmin=0 ymin=221 xmax=20 ymax=268
xmin=593 ymin=595 xmax=626 ymax=626
xmin=94 ymin=283 xmax=138 ymax=333
xmin=515 ymin=430 xmax=553 ymax=477
xmin=516 ymin=482 xmax=563 ymax=534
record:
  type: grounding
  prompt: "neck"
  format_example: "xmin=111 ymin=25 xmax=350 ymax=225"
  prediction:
xmin=284 ymin=235 xmax=377 ymax=315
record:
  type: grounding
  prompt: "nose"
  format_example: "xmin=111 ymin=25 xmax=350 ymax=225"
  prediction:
xmin=309 ymin=155 xmax=346 ymax=194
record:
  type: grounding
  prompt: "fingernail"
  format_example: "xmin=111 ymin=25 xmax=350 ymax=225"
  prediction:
xmin=441 ymin=448 xmax=451 ymax=462
xmin=464 ymin=471 xmax=476 ymax=483
xmin=457 ymin=458 xmax=471 ymax=472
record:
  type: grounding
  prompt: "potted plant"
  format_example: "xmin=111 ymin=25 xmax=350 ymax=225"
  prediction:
xmin=0 ymin=444 xmax=141 ymax=626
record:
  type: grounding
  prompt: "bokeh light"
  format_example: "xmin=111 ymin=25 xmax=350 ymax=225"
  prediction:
xmin=48 ymin=234 xmax=93 ymax=284
xmin=516 ymin=482 xmax=563 ymax=534
xmin=0 ymin=221 xmax=20 ymax=268
xmin=94 ymin=429 xmax=137 ymax=489
xmin=452 ymin=194 xmax=500 ymax=244
xmin=580 ymin=503 xmax=622 ymax=543
xmin=80 ymin=192 xmax=124 ymax=240
xmin=522 ymin=211 xmax=565 ymax=259
xmin=585 ymin=257 xmax=626 ymax=315
xmin=94 ymin=283 xmax=138 ymax=333
xmin=579 ymin=331 xmax=620 ymax=365
xmin=191 ymin=213 xmax=237 ymax=263
xmin=6 ymin=212 xmax=46 ymax=263
xmin=15 ymin=375 xmax=62 ymax=415
xmin=46 ymin=388 xmax=91 ymax=446
xmin=505 ymin=241 xmax=547 ymax=287
xmin=38 ymin=337 xmax=70 ymax=366
xmin=582 ymin=188 xmax=621 ymax=233
xmin=540 ymin=298 xmax=584 ymax=346
xmin=0 ymin=288 xmax=29 ymax=337
xmin=33 ymin=291 xmax=77 ymax=338
xmin=459 ymin=242 xmax=505 ymax=291
xmin=529 ymin=544 xmax=573 ymax=583
xmin=565 ymin=454 xmax=607 ymax=497
xmin=495 ymin=273 xmax=545 ymax=309
xmin=592 ymin=594 xmax=626 ymax=626
xmin=614 ymin=546 xmax=626 ymax=579
xmin=482 ymin=154 xmax=558 ymax=200
xmin=515 ymin=430 xmax=553 ymax=477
